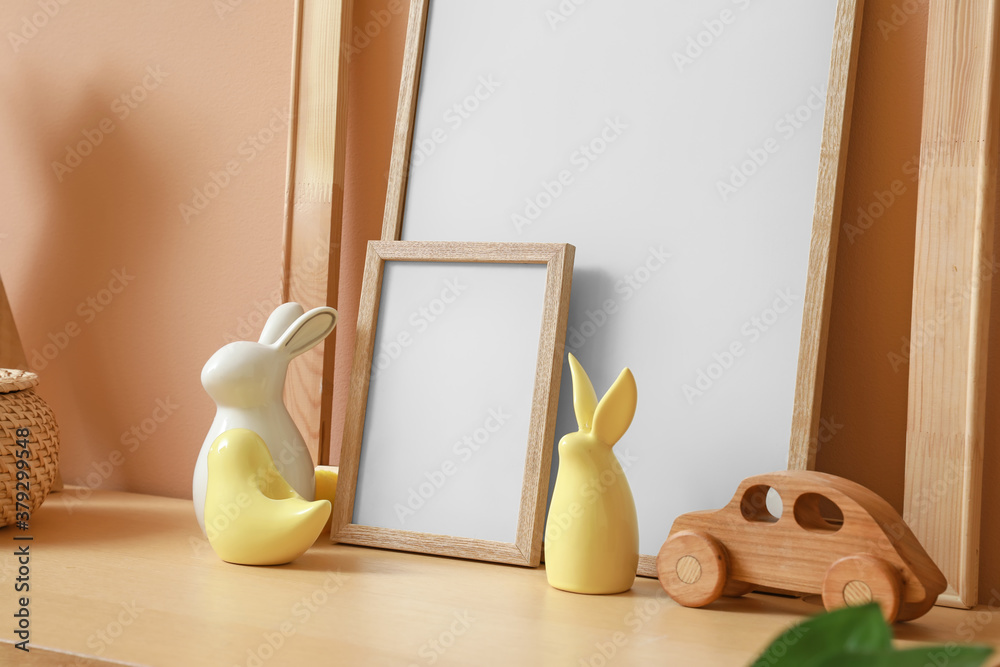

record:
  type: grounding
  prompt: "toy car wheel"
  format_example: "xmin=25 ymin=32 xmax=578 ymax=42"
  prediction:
xmin=822 ymin=554 xmax=902 ymax=623
xmin=895 ymin=593 xmax=935 ymax=623
xmin=722 ymin=580 xmax=754 ymax=597
xmin=656 ymin=530 xmax=728 ymax=607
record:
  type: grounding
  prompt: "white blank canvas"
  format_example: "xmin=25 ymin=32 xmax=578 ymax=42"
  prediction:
xmin=353 ymin=261 xmax=548 ymax=543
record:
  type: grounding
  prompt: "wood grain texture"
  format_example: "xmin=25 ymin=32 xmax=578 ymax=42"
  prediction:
xmin=788 ymin=0 xmax=866 ymax=471
xmin=656 ymin=471 xmax=947 ymax=623
xmin=0 ymin=645 xmax=124 ymax=666
xmin=9 ymin=489 xmax=1000 ymax=666
xmin=821 ymin=554 xmax=903 ymax=622
xmin=281 ymin=0 xmax=353 ymax=467
xmin=332 ymin=242 xmax=574 ymax=566
xmin=380 ymin=0 xmax=430 ymax=241
xmin=903 ymin=0 xmax=1000 ymax=609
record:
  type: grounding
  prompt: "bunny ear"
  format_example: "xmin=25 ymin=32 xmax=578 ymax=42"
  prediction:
xmin=258 ymin=302 xmax=305 ymax=344
xmin=274 ymin=306 xmax=338 ymax=358
xmin=591 ymin=368 xmax=637 ymax=447
xmin=568 ymin=353 xmax=598 ymax=431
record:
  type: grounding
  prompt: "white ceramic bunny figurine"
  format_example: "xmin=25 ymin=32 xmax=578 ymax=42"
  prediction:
xmin=192 ymin=302 xmax=338 ymax=533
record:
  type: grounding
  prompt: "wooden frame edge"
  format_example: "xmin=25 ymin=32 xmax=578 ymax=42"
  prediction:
xmin=332 ymin=242 xmax=574 ymax=567
xmin=280 ymin=0 xmax=305 ymax=265
xmin=637 ymin=554 xmax=657 ymax=579
xmin=337 ymin=525 xmax=530 ymax=566
xmin=381 ymin=0 xmax=431 ymax=241
xmin=788 ymin=0 xmax=866 ymax=471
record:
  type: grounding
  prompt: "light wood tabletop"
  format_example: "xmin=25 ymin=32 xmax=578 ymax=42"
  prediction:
xmin=2 ymin=489 xmax=999 ymax=666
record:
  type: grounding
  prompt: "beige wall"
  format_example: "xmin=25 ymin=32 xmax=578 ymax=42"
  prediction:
xmin=0 ymin=0 xmax=294 ymax=498
xmin=4 ymin=0 xmax=997 ymax=596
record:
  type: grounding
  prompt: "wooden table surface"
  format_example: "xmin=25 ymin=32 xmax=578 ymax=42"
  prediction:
xmin=2 ymin=489 xmax=999 ymax=666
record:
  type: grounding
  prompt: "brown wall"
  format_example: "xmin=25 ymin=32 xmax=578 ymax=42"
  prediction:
xmin=3 ymin=0 xmax=996 ymax=597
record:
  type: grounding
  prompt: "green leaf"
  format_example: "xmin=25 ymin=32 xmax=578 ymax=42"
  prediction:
xmin=815 ymin=646 xmax=993 ymax=667
xmin=753 ymin=603 xmax=993 ymax=667
xmin=752 ymin=604 xmax=891 ymax=667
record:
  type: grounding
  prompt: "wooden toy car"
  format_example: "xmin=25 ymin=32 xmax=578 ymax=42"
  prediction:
xmin=656 ymin=470 xmax=947 ymax=622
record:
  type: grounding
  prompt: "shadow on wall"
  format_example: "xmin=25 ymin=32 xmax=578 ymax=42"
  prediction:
xmin=5 ymin=65 xmax=174 ymax=491
xmin=544 ymin=267 xmax=619 ymax=510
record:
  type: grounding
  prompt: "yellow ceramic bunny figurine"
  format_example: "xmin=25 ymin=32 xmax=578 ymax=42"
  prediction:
xmin=204 ymin=428 xmax=331 ymax=566
xmin=545 ymin=354 xmax=639 ymax=594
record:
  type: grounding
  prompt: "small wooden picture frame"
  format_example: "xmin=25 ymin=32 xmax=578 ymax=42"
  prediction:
xmin=332 ymin=241 xmax=574 ymax=566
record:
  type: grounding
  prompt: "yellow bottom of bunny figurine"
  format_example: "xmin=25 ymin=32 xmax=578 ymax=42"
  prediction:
xmin=205 ymin=428 xmax=331 ymax=566
xmin=545 ymin=522 xmax=639 ymax=595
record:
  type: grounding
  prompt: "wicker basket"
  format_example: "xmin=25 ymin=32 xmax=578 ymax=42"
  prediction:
xmin=0 ymin=369 xmax=59 ymax=526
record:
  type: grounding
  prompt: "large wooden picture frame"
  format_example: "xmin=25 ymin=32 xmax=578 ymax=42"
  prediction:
xmin=281 ymin=0 xmax=352 ymax=467
xmin=332 ymin=241 xmax=574 ymax=566
xmin=380 ymin=0 xmax=864 ymax=576
xmin=903 ymin=0 xmax=1000 ymax=609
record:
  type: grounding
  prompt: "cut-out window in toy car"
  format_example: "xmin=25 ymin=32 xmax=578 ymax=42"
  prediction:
xmin=740 ymin=484 xmax=780 ymax=523
xmin=794 ymin=492 xmax=844 ymax=533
